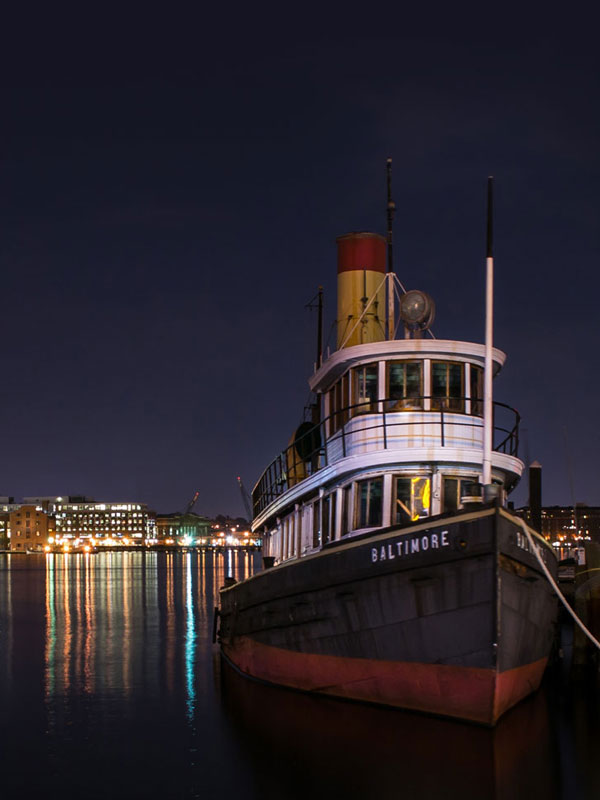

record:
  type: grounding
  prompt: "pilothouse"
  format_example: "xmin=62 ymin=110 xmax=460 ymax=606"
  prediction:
xmin=253 ymin=229 xmax=522 ymax=558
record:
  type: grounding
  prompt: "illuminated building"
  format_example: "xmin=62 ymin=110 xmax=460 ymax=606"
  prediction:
xmin=518 ymin=504 xmax=600 ymax=545
xmin=23 ymin=496 xmax=156 ymax=542
xmin=0 ymin=513 xmax=9 ymax=549
xmin=9 ymin=505 xmax=55 ymax=551
xmin=155 ymin=511 xmax=212 ymax=543
xmin=542 ymin=505 xmax=600 ymax=544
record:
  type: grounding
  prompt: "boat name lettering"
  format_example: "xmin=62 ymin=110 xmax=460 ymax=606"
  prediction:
xmin=371 ymin=531 xmax=449 ymax=563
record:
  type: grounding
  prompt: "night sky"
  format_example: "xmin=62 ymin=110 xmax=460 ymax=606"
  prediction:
xmin=1 ymin=7 xmax=598 ymax=516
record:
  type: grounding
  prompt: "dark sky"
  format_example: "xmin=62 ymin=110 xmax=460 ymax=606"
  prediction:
xmin=0 ymin=6 xmax=598 ymax=515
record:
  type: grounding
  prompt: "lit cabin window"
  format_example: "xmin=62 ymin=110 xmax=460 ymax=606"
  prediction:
xmin=470 ymin=365 xmax=483 ymax=416
xmin=431 ymin=361 xmax=464 ymax=412
xmin=393 ymin=477 xmax=431 ymax=524
xmin=355 ymin=478 xmax=383 ymax=528
xmin=351 ymin=364 xmax=378 ymax=416
xmin=386 ymin=361 xmax=423 ymax=410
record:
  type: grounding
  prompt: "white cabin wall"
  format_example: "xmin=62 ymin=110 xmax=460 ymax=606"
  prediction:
xmin=270 ymin=526 xmax=280 ymax=563
xmin=301 ymin=503 xmax=313 ymax=555
xmin=334 ymin=487 xmax=343 ymax=540
xmin=291 ymin=513 xmax=297 ymax=558
xmin=295 ymin=504 xmax=301 ymax=557
xmin=432 ymin=471 xmax=442 ymax=515
xmin=465 ymin=363 xmax=471 ymax=415
xmin=378 ymin=361 xmax=386 ymax=410
xmin=423 ymin=358 xmax=431 ymax=410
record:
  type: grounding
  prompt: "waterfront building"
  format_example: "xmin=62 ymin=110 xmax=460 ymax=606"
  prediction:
xmin=1 ymin=498 xmax=21 ymax=549
xmin=211 ymin=525 xmax=261 ymax=547
xmin=155 ymin=511 xmax=213 ymax=543
xmin=0 ymin=513 xmax=8 ymax=549
xmin=23 ymin=496 xmax=156 ymax=543
xmin=542 ymin=504 xmax=600 ymax=544
xmin=518 ymin=504 xmax=600 ymax=545
xmin=9 ymin=505 xmax=55 ymax=551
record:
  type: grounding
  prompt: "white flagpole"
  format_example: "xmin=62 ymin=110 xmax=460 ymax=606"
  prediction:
xmin=483 ymin=177 xmax=494 ymax=490
xmin=386 ymin=158 xmax=396 ymax=340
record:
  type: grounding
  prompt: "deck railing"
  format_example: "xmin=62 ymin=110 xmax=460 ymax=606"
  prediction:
xmin=252 ymin=396 xmax=520 ymax=518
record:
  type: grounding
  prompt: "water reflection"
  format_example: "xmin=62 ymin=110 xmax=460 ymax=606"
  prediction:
xmin=2 ymin=550 xmax=598 ymax=799
xmin=185 ymin=551 xmax=197 ymax=721
xmin=39 ymin=549 xmax=256 ymax=704
xmin=219 ymin=659 xmax=562 ymax=800
xmin=0 ymin=556 xmax=13 ymax=690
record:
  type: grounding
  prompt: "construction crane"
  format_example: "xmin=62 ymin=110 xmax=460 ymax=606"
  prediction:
xmin=237 ymin=477 xmax=252 ymax=521
xmin=183 ymin=491 xmax=199 ymax=515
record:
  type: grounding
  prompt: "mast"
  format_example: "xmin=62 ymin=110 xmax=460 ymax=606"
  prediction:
xmin=316 ymin=286 xmax=323 ymax=369
xmin=386 ymin=158 xmax=396 ymax=340
xmin=306 ymin=286 xmax=324 ymax=428
xmin=482 ymin=177 xmax=494 ymax=490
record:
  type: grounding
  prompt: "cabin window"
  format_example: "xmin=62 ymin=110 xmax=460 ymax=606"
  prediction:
xmin=431 ymin=362 xmax=464 ymax=412
xmin=443 ymin=477 xmax=480 ymax=512
xmin=328 ymin=386 xmax=336 ymax=435
xmin=386 ymin=361 xmax=423 ymax=410
xmin=322 ymin=493 xmax=337 ymax=545
xmin=470 ymin=365 xmax=483 ymax=416
xmin=393 ymin=477 xmax=431 ymax=524
xmin=341 ymin=485 xmax=352 ymax=535
xmin=322 ymin=495 xmax=330 ymax=544
xmin=287 ymin=515 xmax=295 ymax=558
xmin=282 ymin=518 xmax=289 ymax=560
xmin=329 ymin=373 xmax=350 ymax=435
xmin=351 ymin=364 xmax=378 ymax=416
xmin=312 ymin=500 xmax=321 ymax=548
xmin=341 ymin=373 xmax=349 ymax=424
xmin=355 ymin=478 xmax=383 ymax=528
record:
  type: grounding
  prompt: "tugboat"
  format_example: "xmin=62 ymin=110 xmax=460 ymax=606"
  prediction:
xmin=217 ymin=171 xmax=557 ymax=725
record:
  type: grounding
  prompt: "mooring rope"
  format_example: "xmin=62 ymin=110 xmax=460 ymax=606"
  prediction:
xmin=516 ymin=518 xmax=600 ymax=651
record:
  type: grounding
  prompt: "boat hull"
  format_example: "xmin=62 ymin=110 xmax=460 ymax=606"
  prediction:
xmin=218 ymin=508 xmax=557 ymax=725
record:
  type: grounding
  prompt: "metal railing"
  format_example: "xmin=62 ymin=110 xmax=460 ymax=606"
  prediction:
xmin=252 ymin=396 xmax=520 ymax=518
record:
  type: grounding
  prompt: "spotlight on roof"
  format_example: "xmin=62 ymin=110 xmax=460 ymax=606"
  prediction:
xmin=399 ymin=290 xmax=435 ymax=335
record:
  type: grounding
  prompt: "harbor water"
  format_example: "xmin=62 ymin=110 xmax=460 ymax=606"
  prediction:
xmin=0 ymin=551 xmax=598 ymax=799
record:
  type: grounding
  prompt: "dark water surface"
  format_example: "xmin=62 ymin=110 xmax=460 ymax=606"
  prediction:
xmin=0 ymin=551 xmax=598 ymax=799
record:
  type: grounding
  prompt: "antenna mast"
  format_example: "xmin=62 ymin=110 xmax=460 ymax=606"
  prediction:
xmin=317 ymin=286 xmax=323 ymax=369
xmin=386 ymin=158 xmax=396 ymax=340
xmin=482 ymin=177 xmax=494 ymax=492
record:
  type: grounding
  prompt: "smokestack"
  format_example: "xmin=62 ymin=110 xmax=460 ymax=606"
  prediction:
xmin=336 ymin=232 xmax=386 ymax=349
xmin=529 ymin=460 xmax=542 ymax=532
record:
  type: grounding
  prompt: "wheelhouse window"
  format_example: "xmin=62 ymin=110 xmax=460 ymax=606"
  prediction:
xmin=470 ymin=365 xmax=483 ymax=416
xmin=431 ymin=361 xmax=464 ymax=412
xmin=393 ymin=476 xmax=431 ymax=525
xmin=386 ymin=361 xmax=423 ymax=410
xmin=351 ymin=364 xmax=378 ymax=415
xmin=355 ymin=477 xmax=383 ymax=528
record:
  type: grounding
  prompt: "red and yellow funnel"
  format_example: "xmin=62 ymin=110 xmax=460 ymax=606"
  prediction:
xmin=336 ymin=232 xmax=386 ymax=349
